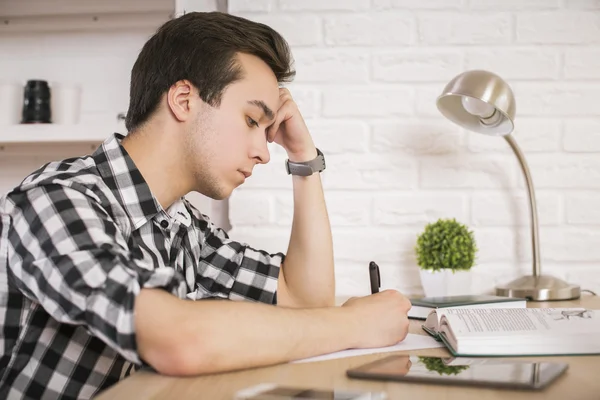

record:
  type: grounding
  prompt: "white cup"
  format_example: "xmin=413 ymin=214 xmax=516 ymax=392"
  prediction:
xmin=50 ymin=83 xmax=81 ymax=124
xmin=0 ymin=82 xmax=24 ymax=125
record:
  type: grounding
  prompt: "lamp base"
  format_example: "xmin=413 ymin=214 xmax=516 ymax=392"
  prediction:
xmin=495 ymin=275 xmax=581 ymax=301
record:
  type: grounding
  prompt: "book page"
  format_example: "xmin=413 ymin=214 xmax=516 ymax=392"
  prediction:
xmin=440 ymin=308 xmax=600 ymax=336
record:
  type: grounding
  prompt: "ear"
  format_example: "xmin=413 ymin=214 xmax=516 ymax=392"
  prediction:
xmin=167 ymin=80 xmax=196 ymax=122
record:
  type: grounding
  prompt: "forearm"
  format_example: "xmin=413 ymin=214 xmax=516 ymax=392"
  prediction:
xmin=283 ymin=169 xmax=335 ymax=307
xmin=135 ymin=289 xmax=355 ymax=376
xmin=267 ymin=89 xmax=334 ymax=307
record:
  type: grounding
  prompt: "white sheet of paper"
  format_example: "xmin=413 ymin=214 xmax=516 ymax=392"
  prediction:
xmin=292 ymin=333 xmax=444 ymax=363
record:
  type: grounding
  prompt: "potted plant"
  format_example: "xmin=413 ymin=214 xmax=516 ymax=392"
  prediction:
xmin=418 ymin=356 xmax=470 ymax=376
xmin=415 ymin=218 xmax=477 ymax=297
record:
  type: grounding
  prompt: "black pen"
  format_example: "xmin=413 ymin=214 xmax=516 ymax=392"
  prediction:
xmin=369 ymin=261 xmax=380 ymax=294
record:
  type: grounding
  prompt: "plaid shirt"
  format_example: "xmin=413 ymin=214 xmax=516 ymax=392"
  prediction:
xmin=0 ymin=133 xmax=283 ymax=400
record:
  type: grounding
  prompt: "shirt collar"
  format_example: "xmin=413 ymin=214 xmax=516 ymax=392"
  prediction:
xmin=93 ymin=133 xmax=164 ymax=230
xmin=166 ymin=198 xmax=192 ymax=228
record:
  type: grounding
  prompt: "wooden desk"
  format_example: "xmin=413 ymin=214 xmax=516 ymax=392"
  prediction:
xmin=96 ymin=296 xmax=600 ymax=400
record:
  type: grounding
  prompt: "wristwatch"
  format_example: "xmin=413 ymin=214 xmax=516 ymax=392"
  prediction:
xmin=285 ymin=148 xmax=326 ymax=176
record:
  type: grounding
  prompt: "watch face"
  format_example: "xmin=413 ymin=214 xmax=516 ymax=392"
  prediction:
xmin=285 ymin=159 xmax=291 ymax=175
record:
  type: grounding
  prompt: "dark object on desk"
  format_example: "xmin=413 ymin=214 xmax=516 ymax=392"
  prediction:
xmin=21 ymin=80 xmax=51 ymax=123
xmin=347 ymin=355 xmax=568 ymax=391
xmin=234 ymin=383 xmax=387 ymax=399
xmin=369 ymin=261 xmax=380 ymax=294
xmin=408 ymin=294 xmax=527 ymax=320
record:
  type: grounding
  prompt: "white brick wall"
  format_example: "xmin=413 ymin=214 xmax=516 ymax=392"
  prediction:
xmin=229 ymin=0 xmax=600 ymax=297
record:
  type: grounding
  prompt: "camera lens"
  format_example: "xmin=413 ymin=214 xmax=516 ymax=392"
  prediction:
xmin=21 ymin=80 xmax=51 ymax=123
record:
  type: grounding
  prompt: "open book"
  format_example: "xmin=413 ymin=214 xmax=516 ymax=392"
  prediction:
xmin=422 ymin=307 xmax=600 ymax=357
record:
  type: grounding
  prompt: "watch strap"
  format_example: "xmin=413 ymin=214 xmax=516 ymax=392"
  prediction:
xmin=285 ymin=148 xmax=326 ymax=176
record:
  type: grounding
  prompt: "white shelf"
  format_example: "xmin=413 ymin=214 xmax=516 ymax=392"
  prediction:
xmin=0 ymin=0 xmax=173 ymax=33
xmin=0 ymin=123 xmax=126 ymax=144
xmin=1 ymin=0 xmax=173 ymax=17
xmin=0 ymin=13 xmax=171 ymax=34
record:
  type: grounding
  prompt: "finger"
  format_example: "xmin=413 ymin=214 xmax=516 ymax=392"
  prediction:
xmin=266 ymin=122 xmax=278 ymax=143
xmin=267 ymin=101 xmax=291 ymax=143
xmin=267 ymin=104 xmax=288 ymax=143
xmin=279 ymin=88 xmax=293 ymax=104
xmin=279 ymin=93 xmax=292 ymax=106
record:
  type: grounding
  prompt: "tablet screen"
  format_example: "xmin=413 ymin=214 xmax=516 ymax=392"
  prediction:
xmin=347 ymin=355 xmax=568 ymax=390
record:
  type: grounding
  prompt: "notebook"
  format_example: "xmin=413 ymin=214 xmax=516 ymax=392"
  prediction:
xmin=408 ymin=295 xmax=527 ymax=320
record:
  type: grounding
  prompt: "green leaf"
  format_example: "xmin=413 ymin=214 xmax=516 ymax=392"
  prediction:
xmin=415 ymin=218 xmax=477 ymax=272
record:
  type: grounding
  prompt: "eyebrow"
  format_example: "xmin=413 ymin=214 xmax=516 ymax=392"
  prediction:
xmin=247 ymin=100 xmax=275 ymax=120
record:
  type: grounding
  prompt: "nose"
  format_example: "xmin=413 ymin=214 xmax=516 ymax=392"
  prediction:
xmin=252 ymin=133 xmax=271 ymax=164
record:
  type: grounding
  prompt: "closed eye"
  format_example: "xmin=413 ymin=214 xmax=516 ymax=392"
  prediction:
xmin=246 ymin=116 xmax=259 ymax=128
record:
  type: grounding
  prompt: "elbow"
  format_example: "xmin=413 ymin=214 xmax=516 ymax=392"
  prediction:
xmin=309 ymin=284 xmax=336 ymax=308
xmin=307 ymin=292 xmax=335 ymax=308
xmin=139 ymin=335 xmax=188 ymax=376
xmin=143 ymin=337 xmax=216 ymax=376
xmin=278 ymin=278 xmax=335 ymax=308
xmin=294 ymin=287 xmax=336 ymax=308
xmin=323 ymin=296 xmax=336 ymax=307
xmin=135 ymin=289 xmax=217 ymax=376
xmin=318 ymin=297 xmax=336 ymax=308
xmin=295 ymin=292 xmax=335 ymax=308
xmin=142 ymin=352 xmax=176 ymax=376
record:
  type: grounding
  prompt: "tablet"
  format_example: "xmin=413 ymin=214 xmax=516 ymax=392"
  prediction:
xmin=346 ymin=355 xmax=568 ymax=391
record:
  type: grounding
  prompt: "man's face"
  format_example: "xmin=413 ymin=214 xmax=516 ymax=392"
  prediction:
xmin=185 ymin=53 xmax=280 ymax=199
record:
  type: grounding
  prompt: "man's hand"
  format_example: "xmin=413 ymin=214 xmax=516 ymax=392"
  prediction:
xmin=267 ymin=88 xmax=316 ymax=162
xmin=342 ymin=290 xmax=412 ymax=349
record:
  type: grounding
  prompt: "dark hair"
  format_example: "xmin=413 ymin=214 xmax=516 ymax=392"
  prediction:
xmin=125 ymin=11 xmax=295 ymax=132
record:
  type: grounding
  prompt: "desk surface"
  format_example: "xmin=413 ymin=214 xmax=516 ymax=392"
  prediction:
xmin=96 ymin=295 xmax=600 ymax=400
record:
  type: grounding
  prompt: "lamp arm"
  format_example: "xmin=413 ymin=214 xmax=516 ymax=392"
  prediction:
xmin=504 ymin=134 xmax=541 ymax=277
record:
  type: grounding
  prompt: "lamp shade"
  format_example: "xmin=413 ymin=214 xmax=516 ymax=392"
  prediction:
xmin=436 ymin=70 xmax=516 ymax=136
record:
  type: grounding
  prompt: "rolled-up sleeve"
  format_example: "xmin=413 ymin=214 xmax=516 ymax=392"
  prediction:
xmin=5 ymin=184 xmax=187 ymax=365
xmin=193 ymin=215 xmax=284 ymax=305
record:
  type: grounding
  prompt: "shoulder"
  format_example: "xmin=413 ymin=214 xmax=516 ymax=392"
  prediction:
xmin=2 ymin=155 xmax=112 ymax=213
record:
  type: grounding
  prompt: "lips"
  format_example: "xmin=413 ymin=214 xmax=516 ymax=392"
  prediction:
xmin=239 ymin=170 xmax=252 ymax=178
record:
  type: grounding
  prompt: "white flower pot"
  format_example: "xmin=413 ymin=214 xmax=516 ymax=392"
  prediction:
xmin=419 ymin=269 xmax=473 ymax=298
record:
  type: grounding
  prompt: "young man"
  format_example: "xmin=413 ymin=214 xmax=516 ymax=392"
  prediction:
xmin=0 ymin=12 xmax=411 ymax=400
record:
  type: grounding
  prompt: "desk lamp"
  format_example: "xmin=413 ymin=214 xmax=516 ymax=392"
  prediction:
xmin=436 ymin=70 xmax=580 ymax=301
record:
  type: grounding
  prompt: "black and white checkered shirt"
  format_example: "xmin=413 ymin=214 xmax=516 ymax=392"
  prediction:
xmin=0 ymin=133 xmax=283 ymax=399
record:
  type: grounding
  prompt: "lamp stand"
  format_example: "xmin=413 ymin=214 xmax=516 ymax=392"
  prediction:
xmin=494 ymin=134 xmax=580 ymax=301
